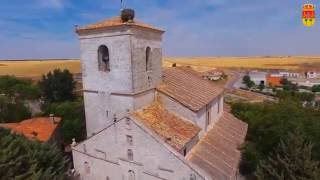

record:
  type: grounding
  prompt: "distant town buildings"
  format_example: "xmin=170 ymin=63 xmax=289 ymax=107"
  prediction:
xmin=202 ymin=69 xmax=224 ymax=81
xmin=243 ymin=69 xmax=320 ymax=88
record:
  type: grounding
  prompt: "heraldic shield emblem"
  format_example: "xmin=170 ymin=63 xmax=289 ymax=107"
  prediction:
xmin=302 ymin=4 xmax=316 ymax=27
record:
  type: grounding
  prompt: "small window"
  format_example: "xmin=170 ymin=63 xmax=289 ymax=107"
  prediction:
xmin=126 ymin=118 xmax=131 ymax=130
xmin=84 ymin=161 xmax=90 ymax=174
xmin=183 ymin=148 xmax=187 ymax=156
xmin=98 ymin=45 xmax=110 ymax=72
xmin=83 ymin=144 xmax=87 ymax=153
xmin=190 ymin=174 xmax=196 ymax=180
xmin=128 ymin=149 xmax=133 ymax=161
xmin=127 ymin=135 xmax=133 ymax=145
xmin=206 ymin=111 xmax=210 ymax=126
xmin=217 ymin=97 xmax=220 ymax=114
xmin=128 ymin=170 xmax=135 ymax=180
xmin=146 ymin=47 xmax=151 ymax=71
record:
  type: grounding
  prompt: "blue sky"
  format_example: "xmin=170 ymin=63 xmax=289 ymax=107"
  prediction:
xmin=0 ymin=0 xmax=319 ymax=59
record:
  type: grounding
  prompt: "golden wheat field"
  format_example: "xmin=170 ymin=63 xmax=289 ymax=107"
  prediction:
xmin=0 ymin=60 xmax=81 ymax=79
xmin=0 ymin=56 xmax=320 ymax=78
xmin=164 ymin=56 xmax=320 ymax=72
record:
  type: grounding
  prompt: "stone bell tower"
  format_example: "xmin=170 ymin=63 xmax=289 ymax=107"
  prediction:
xmin=76 ymin=9 xmax=165 ymax=137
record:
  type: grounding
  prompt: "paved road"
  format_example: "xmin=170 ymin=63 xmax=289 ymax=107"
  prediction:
xmin=225 ymin=71 xmax=244 ymax=89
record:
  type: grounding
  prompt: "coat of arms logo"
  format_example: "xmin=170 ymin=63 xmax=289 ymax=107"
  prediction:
xmin=302 ymin=4 xmax=316 ymax=27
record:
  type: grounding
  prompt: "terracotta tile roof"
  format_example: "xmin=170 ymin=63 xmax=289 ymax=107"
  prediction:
xmin=157 ymin=67 xmax=224 ymax=112
xmin=133 ymin=101 xmax=201 ymax=151
xmin=76 ymin=16 xmax=164 ymax=33
xmin=187 ymin=112 xmax=248 ymax=180
xmin=0 ymin=117 xmax=61 ymax=142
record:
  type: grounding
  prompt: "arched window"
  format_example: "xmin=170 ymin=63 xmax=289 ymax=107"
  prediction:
xmin=98 ymin=45 xmax=110 ymax=72
xmin=190 ymin=174 xmax=196 ymax=180
xmin=84 ymin=161 xmax=90 ymax=174
xmin=128 ymin=170 xmax=135 ymax=180
xmin=146 ymin=47 xmax=151 ymax=71
xmin=128 ymin=149 xmax=133 ymax=161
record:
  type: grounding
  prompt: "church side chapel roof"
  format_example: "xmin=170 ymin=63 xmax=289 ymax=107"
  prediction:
xmin=133 ymin=101 xmax=201 ymax=151
xmin=0 ymin=117 xmax=61 ymax=142
xmin=157 ymin=67 xmax=224 ymax=112
xmin=187 ymin=112 xmax=248 ymax=180
xmin=75 ymin=16 xmax=164 ymax=33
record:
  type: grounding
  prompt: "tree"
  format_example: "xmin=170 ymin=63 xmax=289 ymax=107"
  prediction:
xmin=0 ymin=96 xmax=31 ymax=123
xmin=0 ymin=128 xmax=69 ymax=179
xmin=243 ymin=75 xmax=255 ymax=88
xmin=232 ymin=100 xmax=320 ymax=175
xmin=258 ymin=82 xmax=265 ymax=91
xmin=0 ymin=75 xmax=40 ymax=102
xmin=43 ymin=99 xmax=86 ymax=143
xmin=280 ymin=78 xmax=298 ymax=91
xmin=256 ymin=132 xmax=320 ymax=180
xmin=312 ymin=85 xmax=320 ymax=93
xmin=298 ymin=92 xmax=315 ymax=102
xmin=276 ymin=91 xmax=315 ymax=103
xmin=39 ymin=69 xmax=76 ymax=103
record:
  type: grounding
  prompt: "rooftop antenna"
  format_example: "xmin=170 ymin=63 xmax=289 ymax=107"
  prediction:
xmin=121 ymin=0 xmax=125 ymax=10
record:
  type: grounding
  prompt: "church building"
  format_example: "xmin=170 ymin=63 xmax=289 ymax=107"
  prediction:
xmin=72 ymin=9 xmax=247 ymax=180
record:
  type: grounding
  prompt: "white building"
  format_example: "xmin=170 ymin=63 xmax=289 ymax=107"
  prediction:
xmin=279 ymin=71 xmax=300 ymax=78
xmin=306 ymin=71 xmax=319 ymax=79
xmin=72 ymin=10 xmax=247 ymax=180
xmin=248 ymin=71 xmax=267 ymax=85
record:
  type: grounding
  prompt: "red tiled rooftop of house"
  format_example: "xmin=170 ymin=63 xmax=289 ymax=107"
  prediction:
xmin=187 ymin=112 xmax=248 ymax=180
xmin=133 ymin=101 xmax=201 ymax=151
xmin=0 ymin=117 xmax=61 ymax=142
xmin=157 ymin=67 xmax=224 ymax=112
xmin=75 ymin=16 xmax=164 ymax=33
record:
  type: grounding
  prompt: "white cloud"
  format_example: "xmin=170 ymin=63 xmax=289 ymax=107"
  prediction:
xmin=38 ymin=0 xmax=66 ymax=9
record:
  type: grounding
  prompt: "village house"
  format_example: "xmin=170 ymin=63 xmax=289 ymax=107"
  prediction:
xmin=306 ymin=70 xmax=319 ymax=79
xmin=202 ymin=69 xmax=224 ymax=81
xmin=0 ymin=116 xmax=61 ymax=143
xmin=279 ymin=71 xmax=300 ymax=78
xmin=71 ymin=9 xmax=247 ymax=180
xmin=266 ymin=73 xmax=282 ymax=87
xmin=248 ymin=71 xmax=267 ymax=85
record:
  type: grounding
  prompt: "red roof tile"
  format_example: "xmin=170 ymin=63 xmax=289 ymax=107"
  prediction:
xmin=133 ymin=101 xmax=201 ymax=151
xmin=187 ymin=112 xmax=248 ymax=180
xmin=0 ymin=117 xmax=61 ymax=142
xmin=76 ymin=16 xmax=164 ymax=33
xmin=157 ymin=67 xmax=224 ymax=112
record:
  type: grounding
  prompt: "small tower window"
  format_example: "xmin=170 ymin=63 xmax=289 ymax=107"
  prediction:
xmin=98 ymin=45 xmax=110 ymax=72
xmin=126 ymin=117 xmax=131 ymax=130
xmin=128 ymin=170 xmax=135 ymax=180
xmin=146 ymin=47 xmax=151 ymax=71
xmin=128 ymin=149 xmax=133 ymax=161
xmin=84 ymin=161 xmax=90 ymax=174
xmin=190 ymin=174 xmax=196 ymax=180
xmin=127 ymin=135 xmax=133 ymax=145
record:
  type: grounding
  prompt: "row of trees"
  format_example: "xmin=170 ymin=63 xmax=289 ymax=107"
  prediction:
xmin=39 ymin=69 xmax=86 ymax=143
xmin=0 ymin=69 xmax=85 ymax=178
xmin=232 ymin=98 xmax=320 ymax=178
xmin=0 ymin=76 xmax=40 ymax=123
xmin=0 ymin=69 xmax=85 ymax=143
xmin=312 ymin=85 xmax=320 ymax=92
xmin=0 ymin=128 xmax=69 ymax=179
